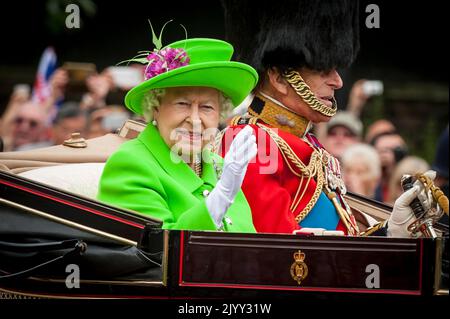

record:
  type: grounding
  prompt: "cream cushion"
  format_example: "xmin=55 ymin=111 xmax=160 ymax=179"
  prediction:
xmin=19 ymin=163 xmax=105 ymax=199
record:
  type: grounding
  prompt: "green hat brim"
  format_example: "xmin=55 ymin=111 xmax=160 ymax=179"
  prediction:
xmin=125 ymin=61 xmax=258 ymax=115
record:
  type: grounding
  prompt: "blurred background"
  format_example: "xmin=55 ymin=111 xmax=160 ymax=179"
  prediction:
xmin=0 ymin=0 xmax=447 ymax=200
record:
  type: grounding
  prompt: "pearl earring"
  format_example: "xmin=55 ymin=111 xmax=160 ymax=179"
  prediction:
xmin=152 ymin=120 xmax=157 ymax=126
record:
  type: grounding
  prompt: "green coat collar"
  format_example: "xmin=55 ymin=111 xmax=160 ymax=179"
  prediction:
xmin=137 ymin=124 xmax=218 ymax=193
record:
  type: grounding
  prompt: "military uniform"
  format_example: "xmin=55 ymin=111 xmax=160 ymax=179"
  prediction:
xmin=220 ymin=94 xmax=359 ymax=235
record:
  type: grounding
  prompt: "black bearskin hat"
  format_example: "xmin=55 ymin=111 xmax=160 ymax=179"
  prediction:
xmin=222 ymin=0 xmax=360 ymax=74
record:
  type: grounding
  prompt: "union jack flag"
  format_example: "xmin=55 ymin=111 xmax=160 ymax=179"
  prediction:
xmin=32 ymin=47 xmax=57 ymax=104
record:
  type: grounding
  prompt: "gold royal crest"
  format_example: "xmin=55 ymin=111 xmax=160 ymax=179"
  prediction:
xmin=290 ymin=250 xmax=308 ymax=285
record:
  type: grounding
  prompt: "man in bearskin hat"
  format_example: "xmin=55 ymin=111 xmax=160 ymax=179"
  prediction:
xmin=219 ymin=0 xmax=436 ymax=237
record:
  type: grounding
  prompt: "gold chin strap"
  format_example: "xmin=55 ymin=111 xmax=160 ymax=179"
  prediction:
xmin=283 ymin=69 xmax=337 ymax=117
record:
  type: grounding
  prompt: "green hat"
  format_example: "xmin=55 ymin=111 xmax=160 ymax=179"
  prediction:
xmin=124 ymin=38 xmax=258 ymax=115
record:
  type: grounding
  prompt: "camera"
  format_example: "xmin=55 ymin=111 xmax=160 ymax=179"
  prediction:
xmin=393 ymin=146 xmax=408 ymax=163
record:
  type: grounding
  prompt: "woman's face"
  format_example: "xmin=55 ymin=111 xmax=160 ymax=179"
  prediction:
xmin=342 ymin=160 xmax=380 ymax=198
xmin=153 ymin=86 xmax=221 ymax=157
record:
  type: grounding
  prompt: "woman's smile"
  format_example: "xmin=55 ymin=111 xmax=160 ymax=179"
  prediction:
xmin=175 ymin=129 xmax=202 ymax=142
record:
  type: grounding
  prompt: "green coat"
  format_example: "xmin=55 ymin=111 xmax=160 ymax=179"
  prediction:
xmin=97 ymin=124 xmax=255 ymax=233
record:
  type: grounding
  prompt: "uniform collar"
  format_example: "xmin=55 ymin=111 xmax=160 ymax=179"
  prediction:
xmin=248 ymin=92 xmax=312 ymax=137
xmin=137 ymin=124 xmax=218 ymax=193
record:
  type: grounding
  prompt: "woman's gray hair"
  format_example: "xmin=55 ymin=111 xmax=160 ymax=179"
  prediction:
xmin=141 ymin=88 xmax=234 ymax=122
xmin=142 ymin=89 xmax=166 ymax=122
xmin=341 ymin=143 xmax=381 ymax=179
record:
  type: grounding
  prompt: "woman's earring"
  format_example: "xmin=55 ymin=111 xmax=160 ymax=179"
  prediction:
xmin=152 ymin=120 xmax=157 ymax=126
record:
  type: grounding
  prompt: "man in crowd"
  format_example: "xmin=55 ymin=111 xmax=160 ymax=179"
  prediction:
xmin=9 ymin=102 xmax=51 ymax=151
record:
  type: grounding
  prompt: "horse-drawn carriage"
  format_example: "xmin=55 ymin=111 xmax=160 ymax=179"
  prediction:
xmin=0 ymin=121 xmax=447 ymax=300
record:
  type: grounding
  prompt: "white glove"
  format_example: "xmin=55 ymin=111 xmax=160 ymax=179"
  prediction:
xmin=388 ymin=186 xmax=420 ymax=237
xmin=206 ymin=126 xmax=257 ymax=228
xmin=388 ymin=170 xmax=437 ymax=237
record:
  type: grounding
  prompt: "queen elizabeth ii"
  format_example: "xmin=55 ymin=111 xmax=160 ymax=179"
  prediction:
xmin=97 ymin=37 xmax=258 ymax=232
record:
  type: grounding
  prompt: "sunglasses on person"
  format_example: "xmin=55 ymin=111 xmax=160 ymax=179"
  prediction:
xmin=13 ymin=117 xmax=40 ymax=128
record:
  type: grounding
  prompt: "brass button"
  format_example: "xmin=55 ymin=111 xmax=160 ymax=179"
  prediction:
xmin=63 ymin=132 xmax=87 ymax=148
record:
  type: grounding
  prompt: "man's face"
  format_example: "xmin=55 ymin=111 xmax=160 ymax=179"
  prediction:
xmin=12 ymin=105 xmax=47 ymax=148
xmin=285 ymin=68 xmax=343 ymax=123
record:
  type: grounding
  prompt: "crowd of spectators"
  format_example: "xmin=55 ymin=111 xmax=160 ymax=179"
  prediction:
xmin=0 ymin=66 xmax=135 ymax=152
xmin=1 ymin=70 xmax=448 ymax=204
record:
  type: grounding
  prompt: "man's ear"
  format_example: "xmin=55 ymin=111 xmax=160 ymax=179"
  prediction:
xmin=267 ymin=67 xmax=289 ymax=95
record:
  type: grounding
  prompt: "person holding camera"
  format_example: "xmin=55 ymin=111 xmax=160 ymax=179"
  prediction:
xmin=371 ymin=132 xmax=409 ymax=202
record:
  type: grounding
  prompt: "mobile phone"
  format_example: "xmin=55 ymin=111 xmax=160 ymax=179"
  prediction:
xmin=362 ymin=80 xmax=384 ymax=97
xmin=393 ymin=146 xmax=408 ymax=163
xmin=107 ymin=66 xmax=143 ymax=90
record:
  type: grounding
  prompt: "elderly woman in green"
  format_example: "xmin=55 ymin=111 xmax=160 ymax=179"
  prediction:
xmin=97 ymin=37 xmax=258 ymax=232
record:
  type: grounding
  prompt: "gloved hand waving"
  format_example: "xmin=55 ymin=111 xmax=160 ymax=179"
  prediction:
xmin=206 ymin=126 xmax=257 ymax=228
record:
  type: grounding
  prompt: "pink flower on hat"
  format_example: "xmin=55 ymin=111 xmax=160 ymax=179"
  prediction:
xmin=144 ymin=47 xmax=190 ymax=80
xmin=118 ymin=20 xmax=190 ymax=81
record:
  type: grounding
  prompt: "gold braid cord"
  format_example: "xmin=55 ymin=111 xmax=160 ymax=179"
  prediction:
xmin=256 ymin=123 xmax=324 ymax=223
xmin=283 ymin=69 xmax=337 ymax=117
xmin=416 ymin=173 xmax=449 ymax=215
xmin=360 ymin=221 xmax=387 ymax=237
xmin=212 ymin=126 xmax=226 ymax=155
xmin=325 ymin=188 xmax=359 ymax=236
